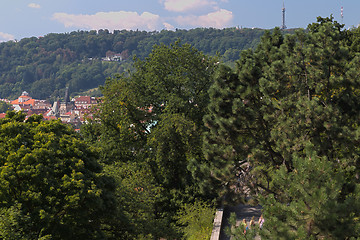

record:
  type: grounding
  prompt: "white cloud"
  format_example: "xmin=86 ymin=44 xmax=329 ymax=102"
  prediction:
xmin=0 ymin=32 xmax=15 ymax=42
xmin=161 ymin=0 xmax=217 ymax=12
xmin=28 ymin=3 xmax=41 ymax=9
xmin=52 ymin=11 xmax=162 ymax=31
xmin=163 ymin=22 xmax=175 ymax=30
xmin=174 ymin=9 xmax=233 ymax=28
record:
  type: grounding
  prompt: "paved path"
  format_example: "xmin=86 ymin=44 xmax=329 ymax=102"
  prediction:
xmin=219 ymin=204 xmax=262 ymax=240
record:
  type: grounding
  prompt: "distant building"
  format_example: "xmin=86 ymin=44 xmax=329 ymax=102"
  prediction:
xmin=59 ymin=87 xmax=74 ymax=116
xmin=73 ymin=96 xmax=99 ymax=122
xmin=73 ymin=96 xmax=98 ymax=108
xmin=102 ymin=51 xmax=124 ymax=61
xmin=11 ymin=91 xmax=51 ymax=115
xmin=11 ymin=91 xmax=32 ymax=105
xmin=9 ymin=89 xmax=98 ymax=127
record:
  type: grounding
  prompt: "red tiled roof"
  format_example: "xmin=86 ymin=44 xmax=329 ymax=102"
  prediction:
xmin=11 ymin=98 xmax=35 ymax=106
xmin=11 ymin=99 xmax=19 ymax=104
xmin=43 ymin=116 xmax=57 ymax=120
xmin=75 ymin=96 xmax=91 ymax=103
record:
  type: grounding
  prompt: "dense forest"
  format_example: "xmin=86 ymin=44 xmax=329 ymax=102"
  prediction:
xmin=0 ymin=27 xmax=271 ymax=100
xmin=0 ymin=16 xmax=360 ymax=239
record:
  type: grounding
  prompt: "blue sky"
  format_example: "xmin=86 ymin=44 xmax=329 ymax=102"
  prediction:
xmin=0 ymin=0 xmax=359 ymax=42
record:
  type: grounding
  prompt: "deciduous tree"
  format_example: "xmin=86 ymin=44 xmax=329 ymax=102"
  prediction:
xmin=83 ymin=41 xmax=219 ymax=238
xmin=0 ymin=112 xmax=121 ymax=239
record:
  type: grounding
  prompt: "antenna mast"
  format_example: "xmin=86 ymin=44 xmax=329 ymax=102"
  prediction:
xmin=281 ymin=1 xmax=287 ymax=29
xmin=341 ymin=6 xmax=344 ymax=24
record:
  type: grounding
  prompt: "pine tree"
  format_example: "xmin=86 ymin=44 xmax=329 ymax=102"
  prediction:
xmin=204 ymin=17 xmax=360 ymax=238
xmin=259 ymin=146 xmax=360 ymax=239
xmin=203 ymin=28 xmax=286 ymax=200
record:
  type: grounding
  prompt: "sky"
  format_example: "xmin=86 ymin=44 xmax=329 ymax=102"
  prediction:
xmin=0 ymin=0 xmax=359 ymax=42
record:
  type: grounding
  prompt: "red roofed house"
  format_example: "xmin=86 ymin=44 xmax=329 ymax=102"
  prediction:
xmin=72 ymin=96 xmax=98 ymax=122
xmin=73 ymin=96 xmax=98 ymax=108
xmin=11 ymin=91 xmax=32 ymax=105
xmin=11 ymin=91 xmax=51 ymax=115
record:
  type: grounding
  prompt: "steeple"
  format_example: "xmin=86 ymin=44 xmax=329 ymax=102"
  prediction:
xmin=64 ymin=87 xmax=70 ymax=103
xmin=59 ymin=87 xmax=74 ymax=116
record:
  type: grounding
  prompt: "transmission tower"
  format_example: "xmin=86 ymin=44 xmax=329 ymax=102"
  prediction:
xmin=281 ymin=1 xmax=287 ymax=29
xmin=341 ymin=6 xmax=344 ymax=24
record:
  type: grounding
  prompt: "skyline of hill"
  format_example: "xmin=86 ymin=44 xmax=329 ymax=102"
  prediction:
xmin=0 ymin=27 xmax=298 ymax=101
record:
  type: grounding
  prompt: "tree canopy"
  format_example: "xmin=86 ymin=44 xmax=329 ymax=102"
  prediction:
xmin=2 ymin=15 xmax=360 ymax=239
xmin=81 ymin=41 xmax=219 ymax=238
xmin=0 ymin=28 xmax=266 ymax=100
xmin=204 ymin=17 xmax=360 ymax=238
xmin=0 ymin=112 xmax=120 ymax=239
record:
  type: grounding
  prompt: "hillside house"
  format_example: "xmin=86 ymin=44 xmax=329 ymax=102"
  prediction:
xmin=102 ymin=51 xmax=123 ymax=61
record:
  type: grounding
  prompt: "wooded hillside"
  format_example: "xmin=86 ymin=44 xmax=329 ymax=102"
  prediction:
xmin=0 ymin=27 xmax=270 ymax=101
xmin=0 ymin=17 xmax=359 ymax=239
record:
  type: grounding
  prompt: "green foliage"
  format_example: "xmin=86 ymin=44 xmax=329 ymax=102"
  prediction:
xmin=260 ymin=148 xmax=360 ymax=239
xmin=101 ymin=161 xmax=169 ymax=239
xmin=131 ymin=41 xmax=219 ymax=206
xmin=93 ymin=75 xmax=149 ymax=164
xmin=204 ymin=16 xmax=360 ymax=239
xmin=0 ymin=28 xmax=265 ymax=99
xmin=148 ymin=113 xmax=201 ymax=190
xmin=0 ymin=101 xmax=12 ymax=113
xmin=225 ymin=213 xmax=259 ymax=240
xmin=82 ymin=41 xmax=219 ymax=238
xmin=0 ymin=111 xmax=120 ymax=239
xmin=175 ymin=200 xmax=215 ymax=240
xmin=132 ymin=41 xmax=218 ymax=126
xmin=0 ymin=203 xmax=32 ymax=239
xmin=204 ymin=18 xmax=360 ymax=191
